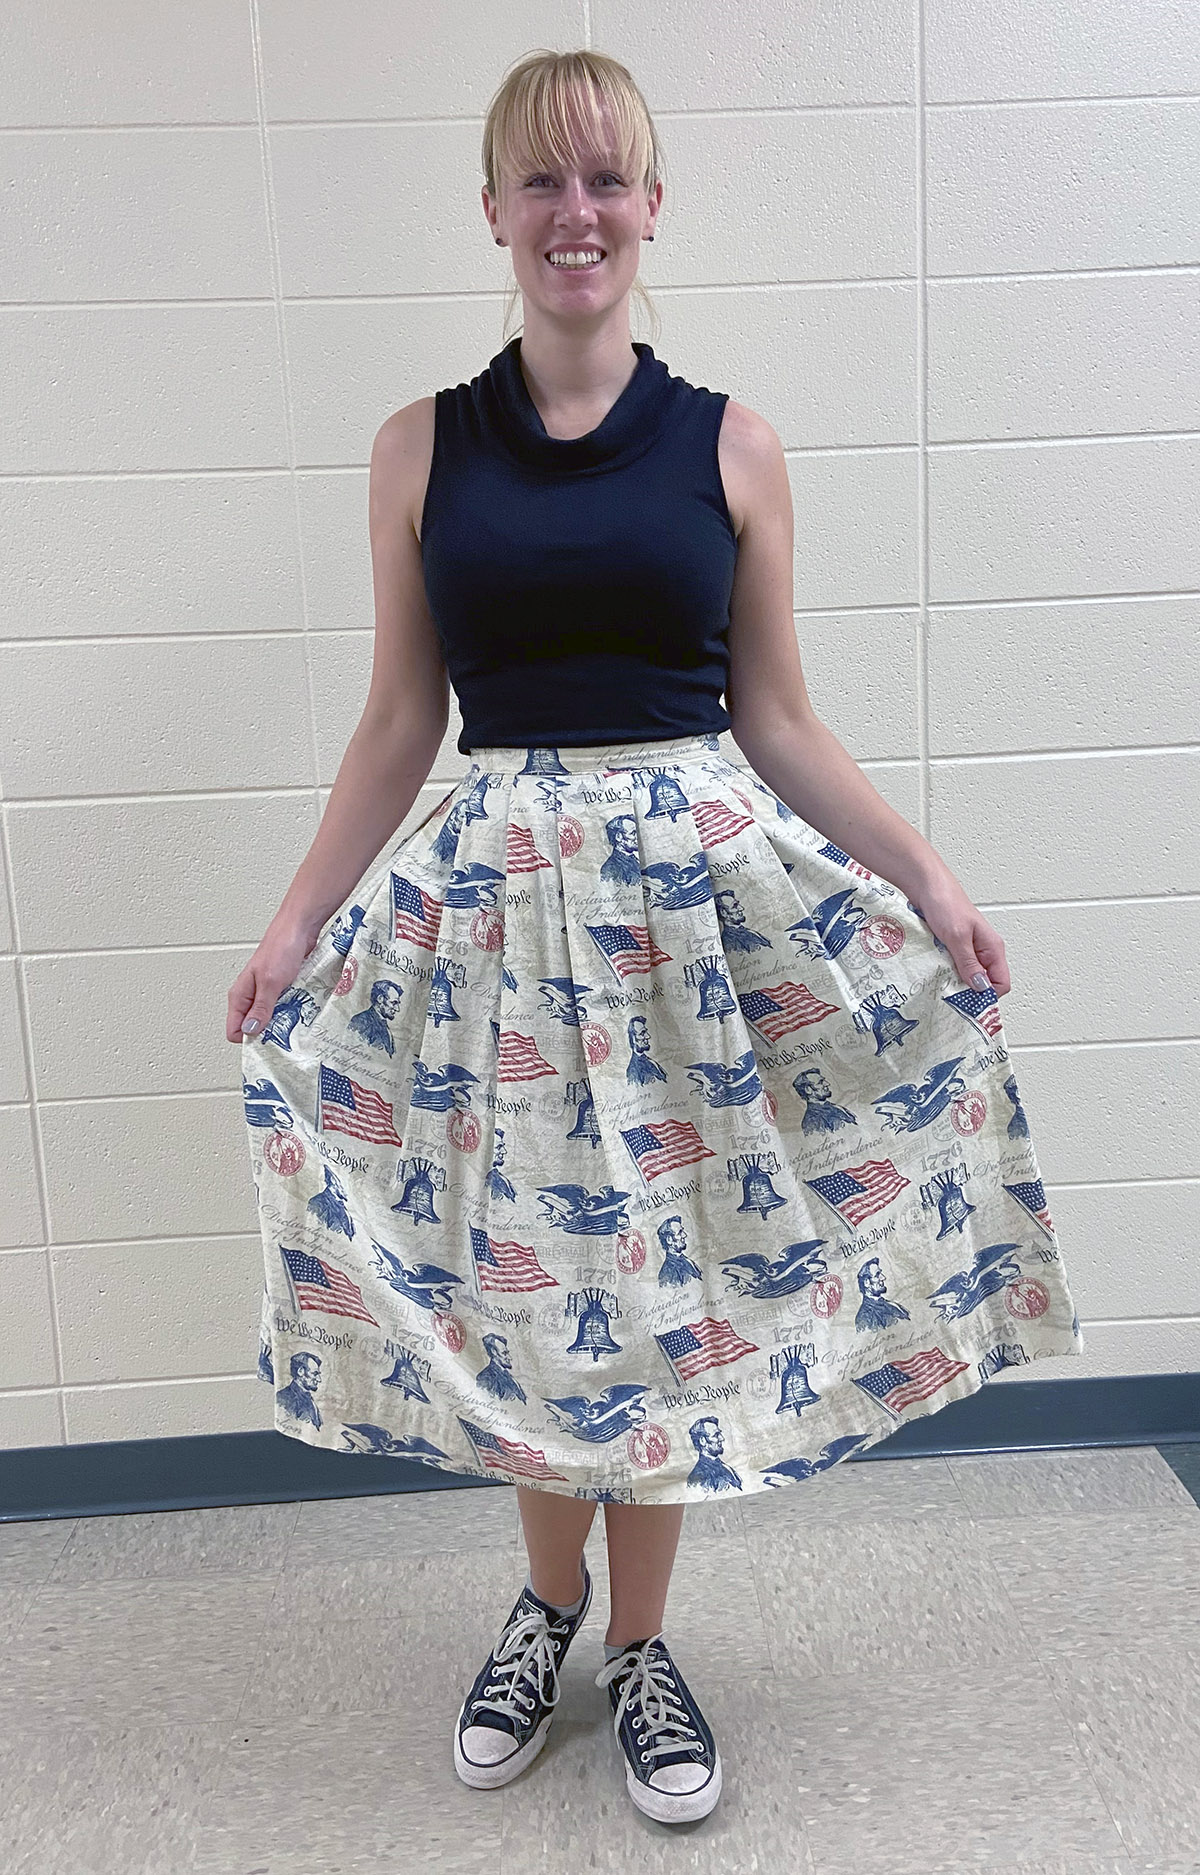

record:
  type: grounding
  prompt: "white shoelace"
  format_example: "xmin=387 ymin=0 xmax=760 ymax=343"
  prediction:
xmin=469 ymin=1606 xmax=564 ymax=1726
xmin=595 ymin=1636 xmax=704 ymax=1763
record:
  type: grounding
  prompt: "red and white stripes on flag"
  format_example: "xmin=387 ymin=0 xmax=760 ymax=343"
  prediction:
xmin=689 ymin=798 xmax=755 ymax=847
xmin=496 ymin=1029 xmax=558 ymax=1081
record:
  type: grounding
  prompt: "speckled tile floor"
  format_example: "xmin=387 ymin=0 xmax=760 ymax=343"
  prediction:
xmin=2 ymin=1444 xmax=1199 ymax=1875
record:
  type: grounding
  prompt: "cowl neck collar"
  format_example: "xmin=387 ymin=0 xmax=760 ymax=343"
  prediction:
xmin=485 ymin=334 xmax=671 ymax=471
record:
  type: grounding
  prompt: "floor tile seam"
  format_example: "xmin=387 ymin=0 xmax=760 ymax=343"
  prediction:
xmin=1030 ymin=1643 xmax=1159 ymax=1868
xmin=40 ymin=1565 xmax=292 ymax=1592
xmin=737 ymin=1515 xmax=786 ymax=1674
xmin=5 ymin=1583 xmax=41 ymax=1643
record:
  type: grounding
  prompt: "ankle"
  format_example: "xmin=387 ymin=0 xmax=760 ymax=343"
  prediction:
xmin=605 ymin=1624 xmax=659 ymax=1650
xmin=529 ymin=1561 xmax=586 ymax=1609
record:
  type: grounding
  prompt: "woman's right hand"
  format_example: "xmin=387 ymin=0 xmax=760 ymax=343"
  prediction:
xmin=226 ymin=913 xmax=325 ymax=1044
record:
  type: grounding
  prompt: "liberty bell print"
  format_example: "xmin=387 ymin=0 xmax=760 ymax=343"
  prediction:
xmin=691 ymin=956 xmax=737 ymax=1022
xmin=520 ymin=744 xmax=570 ymax=777
xmin=645 ymin=769 xmax=691 ymax=819
xmin=391 ymin=1155 xmax=445 ymax=1225
xmin=566 ymin=1078 xmax=603 ymax=1147
xmin=730 ymin=1151 xmax=788 ymax=1219
xmin=426 ymin=956 xmax=465 ymax=1027
xmin=771 ymin=1343 xmax=821 ymax=1416
xmin=565 ymin=1287 xmax=622 ymax=1360
xmin=920 ymin=1165 xmax=977 ymax=1238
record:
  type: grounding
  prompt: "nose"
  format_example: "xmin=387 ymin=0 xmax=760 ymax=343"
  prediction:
xmin=556 ymin=174 xmax=597 ymax=225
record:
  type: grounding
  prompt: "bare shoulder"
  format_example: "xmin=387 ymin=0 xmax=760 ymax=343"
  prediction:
xmin=371 ymin=396 xmax=437 ymax=545
xmin=716 ymin=398 xmax=787 ymax=540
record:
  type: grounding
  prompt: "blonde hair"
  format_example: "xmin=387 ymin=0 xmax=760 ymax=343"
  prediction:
xmin=482 ymin=49 xmax=664 ymax=344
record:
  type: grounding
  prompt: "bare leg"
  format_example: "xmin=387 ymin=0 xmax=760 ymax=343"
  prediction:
xmin=603 ymin=1502 xmax=686 ymax=1647
xmin=516 ymin=1485 xmax=597 ymax=1605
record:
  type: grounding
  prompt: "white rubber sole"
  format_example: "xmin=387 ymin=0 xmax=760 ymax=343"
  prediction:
xmin=452 ymin=1702 xmax=554 ymax=1790
xmin=623 ymin=1748 xmax=723 ymax=1824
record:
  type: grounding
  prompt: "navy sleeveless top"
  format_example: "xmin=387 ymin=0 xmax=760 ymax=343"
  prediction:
xmin=420 ymin=335 xmax=738 ymax=753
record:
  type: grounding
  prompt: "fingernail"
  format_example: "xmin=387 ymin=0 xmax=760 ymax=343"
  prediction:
xmin=242 ymin=1018 xmax=260 ymax=1035
xmin=971 ymin=972 xmax=988 ymax=990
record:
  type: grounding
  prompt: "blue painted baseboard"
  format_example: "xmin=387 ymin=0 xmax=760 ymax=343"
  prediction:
xmin=2 ymin=1372 xmax=1196 ymax=1523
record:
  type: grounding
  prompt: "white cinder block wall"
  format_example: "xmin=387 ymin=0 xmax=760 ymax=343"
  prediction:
xmin=1 ymin=2 xmax=1196 ymax=1454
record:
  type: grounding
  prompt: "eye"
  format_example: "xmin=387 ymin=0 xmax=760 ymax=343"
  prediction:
xmin=524 ymin=172 xmax=625 ymax=188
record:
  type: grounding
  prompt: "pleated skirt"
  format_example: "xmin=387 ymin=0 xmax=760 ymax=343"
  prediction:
xmin=241 ymin=732 xmax=1085 ymax=1504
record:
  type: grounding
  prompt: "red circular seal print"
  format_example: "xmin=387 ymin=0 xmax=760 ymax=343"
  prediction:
xmin=858 ymin=915 xmax=905 ymax=959
xmin=333 ymin=957 xmax=357 ymax=996
xmin=760 ymin=1087 xmax=778 ymax=1125
xmin=447 ymin=1109 xmax=481 ymax=1152
xmin=1005 ymin=1277 xmax=1050 ymax=1321
xmin=470 ymin=907 xmax=505 ymax=950
xmin=559 ymin=815 xmax=584 ymax=857
xmin=811 ymin=1275 xmax=843 ymax=1317
xmin=627 ymin=1424 xmax=670 ymax=1470
xmin=580 ymin=1021 xmax=612 ymax=1065
xmin=951 ymin=1090 xmax=987 ymax=1135
xmin=264 ymin=1129 xmax=305 ymax=1176
xmin=432 ymin=1310 xmax=466 ymax=1350
xmin=615 ymin=1230 xmax=647 ymax=1274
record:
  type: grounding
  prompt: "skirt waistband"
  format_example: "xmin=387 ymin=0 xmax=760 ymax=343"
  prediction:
xmin=465 ymin=733 xmax=725 ymax=775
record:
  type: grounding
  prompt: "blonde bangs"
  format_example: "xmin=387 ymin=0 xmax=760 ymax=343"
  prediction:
xmin=483 ymin=50 xmax=660 ymax=202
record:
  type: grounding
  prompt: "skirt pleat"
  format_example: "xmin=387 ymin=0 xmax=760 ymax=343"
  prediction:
xmin=242 ymin=732 xmax=1085 ymax=1503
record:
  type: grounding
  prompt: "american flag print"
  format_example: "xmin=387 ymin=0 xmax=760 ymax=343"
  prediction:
xmin=738 ymin=980 xmax=840 ymax=1042
xmin=506 ymin=823 xmax=554 ymax=872
xmin=621 ymin=1118 xmax=716 ymax=1182
xmin=458 ymin=1418 xmax=567 ymax=1482
xmin=689 ymin=798 xmax=755 ymax=847
xmin=1004 ymin=1178 xmax=1057 ymax=1239
xmin=243 ymin=730 xmax=1085 ymax=1507
xmin=806 ymin=1159 xmax=909 ymax=1228
xmin=470 ymin=1223 xmax=559 ymax=1292
xmin=585 ymin=921 xmax=673 ymax=978
xmin=391 ymin=873 xmax=443 ymax=950
xmin=816 ymin=839 xmax=874 ymax=880
xmin=318 ymin=1063 xmax=404 ymax=1146
xmin=280 ymin=1246 xmax=380 ymax=1326
xmin=496 ymin=1028 xmax=558 ymax=1081
xmin=945 ymin=984 xmax=1004 ymax=1041
xmin=852 ymin=1348 xmax=971 ymax=1417
xmin=656 ymin=1318 xmax=760 ymax=1384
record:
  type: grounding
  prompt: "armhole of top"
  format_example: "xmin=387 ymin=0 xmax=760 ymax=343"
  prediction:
xmin=711 ymin=391 xmax=738 ymax=545
xmin=417 ymin=387 xmax=444 ymax=550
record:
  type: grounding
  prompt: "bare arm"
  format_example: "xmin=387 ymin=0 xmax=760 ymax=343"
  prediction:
xmin=721 ymin=401 xmax=1009 ymax=994
xmin=273 ymin=399 xmax=450 ymax=935
xmin=722 ymin=401 xmax=955 ymax=904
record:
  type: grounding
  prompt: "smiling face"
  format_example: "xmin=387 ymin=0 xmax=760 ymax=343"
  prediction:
xmin=483 ymin=93 xmax=661 ymax=321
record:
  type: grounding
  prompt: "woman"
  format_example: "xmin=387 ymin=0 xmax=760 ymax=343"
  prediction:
xmin=230 ymin=49 xmax=1084 ymax=1827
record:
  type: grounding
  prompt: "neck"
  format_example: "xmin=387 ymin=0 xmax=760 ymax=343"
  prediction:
xmin=514 ymin=321 xmax=639 ymax=413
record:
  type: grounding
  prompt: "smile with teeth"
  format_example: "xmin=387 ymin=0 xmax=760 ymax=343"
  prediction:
xmin=546 ymin=248 xmax=606 ymax=268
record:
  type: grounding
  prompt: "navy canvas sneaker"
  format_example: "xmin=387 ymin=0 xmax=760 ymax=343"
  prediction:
xmin=453 ymin=1562 xmax=593 ymax=1789
xmin=595 ymin=1632 xmax=722 ymax=1822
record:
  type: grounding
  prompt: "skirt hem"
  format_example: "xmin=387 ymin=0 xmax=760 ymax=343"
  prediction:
xmin=255 ymin=1320 xmax=1086 ymax=1507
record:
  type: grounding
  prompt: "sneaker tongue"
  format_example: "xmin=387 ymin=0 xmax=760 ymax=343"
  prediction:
xmin=467 ymin=1708 xmax=521 ymax=1733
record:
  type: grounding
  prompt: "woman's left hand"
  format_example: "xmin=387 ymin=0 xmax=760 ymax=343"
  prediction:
xmin=909 ymin=874 xmax=1011 ymax=998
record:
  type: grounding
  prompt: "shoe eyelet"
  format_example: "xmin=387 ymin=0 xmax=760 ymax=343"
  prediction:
xmin=639 ymin=1750 xmax=650 ymax=1762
